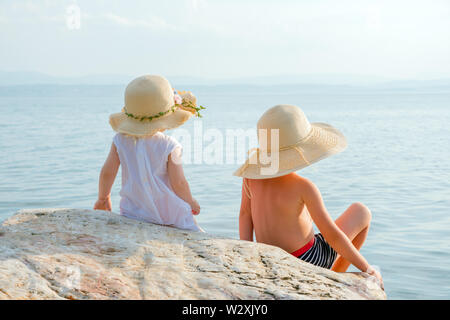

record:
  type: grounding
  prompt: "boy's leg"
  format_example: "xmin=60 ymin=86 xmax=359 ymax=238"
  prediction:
xmin=331 ymin=202 xmax=372 ymax=272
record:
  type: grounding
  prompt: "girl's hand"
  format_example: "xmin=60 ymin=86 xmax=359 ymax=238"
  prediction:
xmin=190 ymin=198 xmax=200 ymax=215
xmin=366 ymin=265 xmax=384 ymax=290
xmin=94 ymin=196 xmax=112 ymax=211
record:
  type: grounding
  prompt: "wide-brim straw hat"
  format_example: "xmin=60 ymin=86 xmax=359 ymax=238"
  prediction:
xmin=233 ymin=104 xmax=347 ymax=179
xmin=109 ymin=75 xmax=203 ymax=137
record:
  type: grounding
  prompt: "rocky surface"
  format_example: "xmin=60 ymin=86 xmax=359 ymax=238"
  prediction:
xmin=0 ymin=208 xmax=386 ymax=300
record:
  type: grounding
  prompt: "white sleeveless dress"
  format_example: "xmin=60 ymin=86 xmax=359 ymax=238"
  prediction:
xmin=113 ymin=132 xmax=202 ymax=232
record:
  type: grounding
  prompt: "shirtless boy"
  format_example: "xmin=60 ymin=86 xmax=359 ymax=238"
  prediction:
xmin=234 ymin=104 xmax=383 ymax=288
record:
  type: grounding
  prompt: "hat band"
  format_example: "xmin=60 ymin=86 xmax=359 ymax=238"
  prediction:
xmin=248 ymin=127 xmax=315 ymax=166
xmin=257 ymin=125 xmax=314 ymax=152
xmin=123 ymin=105 xmax=178 ymax=122
xmin=248 ymin=143 xmax=310 ymax=164
xmin=123 ymin=99 xmax=206 ymax=122
xmin=235 ymin=143 xmax=310 ymax=177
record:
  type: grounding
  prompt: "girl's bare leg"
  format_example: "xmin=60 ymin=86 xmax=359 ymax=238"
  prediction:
xmin=331 ymin=202 xmax=372 ymax=272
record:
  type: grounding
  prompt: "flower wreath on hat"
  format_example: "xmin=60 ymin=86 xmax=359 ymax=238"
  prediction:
xmin=121 ymin=90 xmax=206 ymax=122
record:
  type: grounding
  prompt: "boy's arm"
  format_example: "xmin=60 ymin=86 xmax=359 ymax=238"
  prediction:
xmin=167 ymin=147 xmax=200 ymax=214
xmin=239 ymin=179 xmax=253 ymax=241
xmin=301 ymin=179 xmax=370 ymax=273
xmin=94 ymin=142 xmax=120 ymax=211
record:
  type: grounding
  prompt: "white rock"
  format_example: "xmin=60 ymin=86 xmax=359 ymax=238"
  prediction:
xmin=0 ymin=208 xmax=386 ymax=300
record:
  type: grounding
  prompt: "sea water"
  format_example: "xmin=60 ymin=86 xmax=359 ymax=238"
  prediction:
xmin=0 ymin=84 xmax=449 ymax=299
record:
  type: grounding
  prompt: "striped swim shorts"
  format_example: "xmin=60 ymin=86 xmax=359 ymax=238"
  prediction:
xmin=296 ymin=233 xmax=338 ymax=269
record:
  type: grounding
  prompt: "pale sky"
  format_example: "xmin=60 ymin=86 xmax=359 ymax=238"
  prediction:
xmin=0 ymin=0 xmax=449 ymax=79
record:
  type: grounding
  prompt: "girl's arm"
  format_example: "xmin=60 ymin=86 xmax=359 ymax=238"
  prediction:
xmin=167 ymin=147 xmax=200 ymax=214
xmin=239 ymin=179 xmax=253 ymax=241
xmin=301 ymin=179 xmax=370 ymax=272
xmin=94 ymin=143 xmax=120 ymax=211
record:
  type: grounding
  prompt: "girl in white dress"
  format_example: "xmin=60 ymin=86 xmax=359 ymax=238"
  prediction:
xmin=94 ymin=75 xmax=205 ymax=232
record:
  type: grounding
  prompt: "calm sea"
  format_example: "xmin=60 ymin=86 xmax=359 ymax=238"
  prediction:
xmin=0 ymin=84 xmax=449 ymax=299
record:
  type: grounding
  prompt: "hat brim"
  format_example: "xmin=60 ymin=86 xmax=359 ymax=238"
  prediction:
xmin=233 ymin=122 xmax=347 ymax=179
xmin=109 ymin=108 xmax=194 ymax=137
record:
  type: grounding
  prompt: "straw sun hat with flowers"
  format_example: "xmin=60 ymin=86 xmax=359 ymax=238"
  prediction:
xmin=109 ymin=75 xmax=205 ymax=137
xmin=233 ymin=104 xmax=347 ymax=179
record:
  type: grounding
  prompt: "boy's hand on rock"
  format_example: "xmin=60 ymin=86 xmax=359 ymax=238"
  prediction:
xmin=366 ymin=265 xmax=384 ymax=290
xmin=94 ymin=196 xmax=112 ymax=211
xmin=190 ymin=199 xmax=200 ymax=215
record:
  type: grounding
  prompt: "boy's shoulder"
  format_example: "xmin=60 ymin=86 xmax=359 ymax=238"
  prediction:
xmin=289 ymin=173 xmax=317 ymax=191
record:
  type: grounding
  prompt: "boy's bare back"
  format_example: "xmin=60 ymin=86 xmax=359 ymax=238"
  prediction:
xmin=241 ymin=172 xmax=315 ymax=253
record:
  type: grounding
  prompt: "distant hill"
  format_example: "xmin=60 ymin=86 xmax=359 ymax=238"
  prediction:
xmin=0 ymin=71 xmax=449 ymax=91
